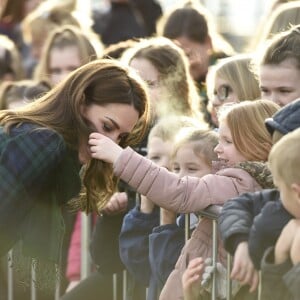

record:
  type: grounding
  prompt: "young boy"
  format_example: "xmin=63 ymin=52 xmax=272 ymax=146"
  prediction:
xmin=260 ymin=128 xmax=300 ymax=300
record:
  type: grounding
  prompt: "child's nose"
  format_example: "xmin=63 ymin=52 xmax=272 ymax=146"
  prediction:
xmin=214 ymin=143 xmax=221 ymax=153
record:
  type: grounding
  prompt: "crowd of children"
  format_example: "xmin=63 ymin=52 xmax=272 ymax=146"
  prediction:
xmin=1 ymin=0 xmax=300 ymax=300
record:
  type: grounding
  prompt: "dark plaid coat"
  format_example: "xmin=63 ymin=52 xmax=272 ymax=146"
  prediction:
xmin=0 ymin=122 xmax=81 ymax=257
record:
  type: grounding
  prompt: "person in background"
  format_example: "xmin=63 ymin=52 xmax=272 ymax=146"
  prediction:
xmin=157 ymin=0 xmax=235 ymax=127
xmin=206 ymin=54 xmax=260 ymax=127
xmin=92 ymin=0 xmax=162 ymax=46
xmin=0 ymin=79 xmax=50 ymax=109
xmin=20 ymin=0 xmax=91 ymax=77
xmin=121 ymin=36 xmax=204 ymax=122
xmin=0 ymin=34 xmax=24 ymax=83
xmin=250 ymin=0 xmax=300 ymax=50
xmin=34 ymin=25 xmax=102 ymax=86
xmin=0 ymin=0 xmax=42 ymax=59
xmin=251 ymin=25 xmax=300 ymax=107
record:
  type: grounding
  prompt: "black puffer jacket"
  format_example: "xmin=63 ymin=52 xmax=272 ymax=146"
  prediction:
xmin=248 ymin=199 xmax=292 ymax=269
xmin=218 ymin=188 xmax=280 ymax=255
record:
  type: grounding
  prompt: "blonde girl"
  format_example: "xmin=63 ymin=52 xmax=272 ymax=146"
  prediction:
xmin=34 ymin=25 xmax=102 ymax=86
xmin=206 ymin=54 xmax=260 ymax=126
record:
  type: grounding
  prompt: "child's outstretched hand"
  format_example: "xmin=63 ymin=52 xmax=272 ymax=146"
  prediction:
xmin=89 ymin=132 xmax=123 ymax=163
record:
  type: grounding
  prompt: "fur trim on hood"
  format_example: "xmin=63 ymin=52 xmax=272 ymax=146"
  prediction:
xmin=235 ymin=161 xmax=274 ymax=189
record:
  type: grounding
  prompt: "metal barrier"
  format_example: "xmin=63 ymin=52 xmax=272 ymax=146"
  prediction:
xmin=2 ymin=206 xmax=254 ymax=300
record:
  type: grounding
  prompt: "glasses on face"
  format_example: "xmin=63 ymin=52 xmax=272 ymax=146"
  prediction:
xmin=214 ymin=85 xmax=232 ymax=102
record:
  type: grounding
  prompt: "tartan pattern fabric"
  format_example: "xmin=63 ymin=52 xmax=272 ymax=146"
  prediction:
xmin=0 ymin=123 xmax=66 ymax=201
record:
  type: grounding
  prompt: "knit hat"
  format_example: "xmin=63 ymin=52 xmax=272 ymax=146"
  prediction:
xmin=265 ymin=98 xmax=300 ymax=135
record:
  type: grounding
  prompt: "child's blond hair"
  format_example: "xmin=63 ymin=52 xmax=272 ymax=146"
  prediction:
xmin=172 ymin=127 xmax=218 ymax=167
xmin=219 ymin=100 xmax=280 ymax=161
xmin=148 ymin=115 xmax=203 ymax=144
xmin=269 ymin=128 xmax=300 ymax=185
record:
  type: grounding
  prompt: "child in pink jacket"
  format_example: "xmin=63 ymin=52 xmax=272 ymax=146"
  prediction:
xmin=88 ymin=100 xmax=278 ymax=300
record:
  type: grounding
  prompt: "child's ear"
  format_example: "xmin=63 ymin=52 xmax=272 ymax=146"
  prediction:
xmin=291 ymin=183 xmax=300 ymax=203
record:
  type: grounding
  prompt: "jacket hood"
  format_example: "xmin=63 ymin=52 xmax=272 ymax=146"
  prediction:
xmin=265 ymin=98 xmax=300 ymax=135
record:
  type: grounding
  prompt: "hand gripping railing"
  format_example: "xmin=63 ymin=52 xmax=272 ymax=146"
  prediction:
xmin=185 ymin=205 xmax=233 ymax=300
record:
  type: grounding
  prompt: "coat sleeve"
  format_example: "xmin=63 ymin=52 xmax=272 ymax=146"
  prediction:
xmin=218 ymin=189 xmax=278 ymax=255
xmin=119 ymin=205 xmax=160 ymax=285
xmin=248 ymin=202 xmax=292 ymax=270
xmin=114 ymin=147 xmax=254 ymax=214
xmin=149 ymin=224 xmax=185 ymax=287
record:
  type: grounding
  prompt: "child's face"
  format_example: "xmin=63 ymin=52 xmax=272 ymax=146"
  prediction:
xmin=172 ymin=142 xmax=212 ymax=178
xmin=273 ymin=173 xmax=300 ymax=218
xmin=214 ymin=120 xmax=246 ymax=166
xmin=209 ymin=76 xmax=239 ymax=126
xmin=147 ymin=136 xmax=173 ymax=169
xmin=49 ymin=45 xmax=82 ymax=86
xmin=176 ymin=36 xmax=211 ymax=81
xmin=130 ymin=57 xmax=161 ymax=106
xmin=259 ymin=58 xmax=300 ymax=107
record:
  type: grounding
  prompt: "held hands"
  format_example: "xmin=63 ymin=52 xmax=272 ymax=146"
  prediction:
xmin=89 ymin=133 xmax=123 ymax=164
xmin=231 ymin=242 xmax=259 ymax=292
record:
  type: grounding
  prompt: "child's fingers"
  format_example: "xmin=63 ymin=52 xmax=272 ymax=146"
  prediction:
xmin=249 ymin=271 xmax=259 ymax=293
xmin=188 ymin=257 xmax=204 ymax=268
xmin=88 ymin=138 xmax=98 ymax=146
xmin=89 ymin=132 xmax=103 ymax=139
xmin=90 ymin=145 xmax=99 ymax=153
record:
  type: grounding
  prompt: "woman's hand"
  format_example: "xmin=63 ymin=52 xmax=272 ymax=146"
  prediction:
xmin=89 ymin=132 xmax=123 ymax=163
xmin=102 ymin=192 xmax=128 ymax=215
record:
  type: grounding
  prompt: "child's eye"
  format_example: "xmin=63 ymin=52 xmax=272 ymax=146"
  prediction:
xmin=172 ymin=166 xmax=180 ymax=173
xmin=280 ymin=89 xmax=292 ymax=94
xmin=260 ymin=88 xmax=269 ymax=94
xmin=149 ymin=156 xmax=160 ymax=162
